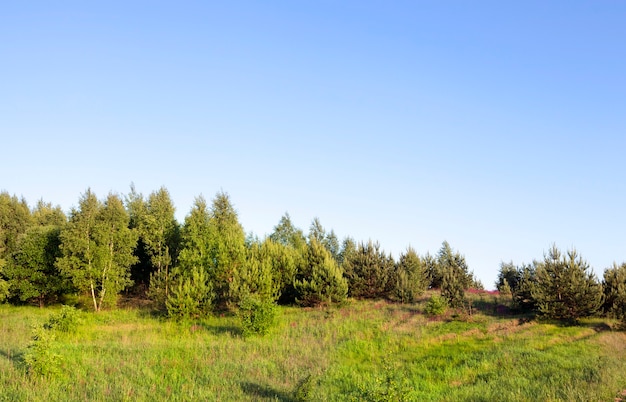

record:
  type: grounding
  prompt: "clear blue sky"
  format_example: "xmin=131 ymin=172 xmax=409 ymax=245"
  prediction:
xmin=2 ymin=1 xmax=625 ymax=288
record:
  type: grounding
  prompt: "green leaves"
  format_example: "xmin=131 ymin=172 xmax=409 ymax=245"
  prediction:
xmin=56 ymin=190 xmax=137 ymax=311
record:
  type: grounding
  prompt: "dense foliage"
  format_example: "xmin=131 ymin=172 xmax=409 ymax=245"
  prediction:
xmin=1 ymin=188 xmax=625 ymax=327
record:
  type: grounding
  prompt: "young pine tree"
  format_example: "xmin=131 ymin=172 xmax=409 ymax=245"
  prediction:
xmin=532 ymin=245 xmax=602 ymax=322
xmin=294 ymin=239 xmax=348 ymax=307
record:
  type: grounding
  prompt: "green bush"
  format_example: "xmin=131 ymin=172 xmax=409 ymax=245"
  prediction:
xmin=23 ymin=326 xmax=61 ymax=377
xmin=237 ymin=295 xmax=277 ymax=337
xmin=424 ymin=294 xmax=448 ymax=317
xmin=166 ymin=267 xmax=214 ymax=320
xmin=44 ymin=305 xmax=81 ymax=333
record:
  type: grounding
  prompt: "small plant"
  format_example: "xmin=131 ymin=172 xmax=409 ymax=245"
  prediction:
xmin=424 ymin=294 xmax=448 ymax=317
xmin=166 ymin=267 xmax=214 ymax=320
xmin=237 ymin=295 xmax=277 ymax=337
xmin=44 ymin=305 xmax=81 ymax=333
xmin=23 ymin=326 xmax=61 ymax=377
xmin=293 ymin=374 xmax=315 ymax=401
xmin=353 ymin=358 xmax=411 ymax=401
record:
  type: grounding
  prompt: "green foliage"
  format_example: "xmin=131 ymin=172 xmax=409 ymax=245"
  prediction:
xmin=0 ymin=192 xmax=33 ymax=259
xmin=533 ymin=245 xmax=603 ymax=322
xmin=342 ymin=240 xmax=395 ymax=299
xmin=424 ymin=294 xmax=448 ymax=316
xmin=136 ymin=187 xmax=181 ymax=308
xmin=23 ymin=326 xmax=61 ymax=377
xmin=44 ymin=305 xmax=82 ymax=333
xmin=308 ymin=217 xmax=340 ymax=262
xmin=602 ymin=262 xmax=626 ymax=323
xmin=230 ymin=239 xmax=279 ymax=304
xmin=0 ymin=276 xmax=8 ymax=303
xmin=295 ymin=239 xmax=348 ymax=306
xmin=206 ymin=191 xmax=247 ymax=307
xmin=352 ymin=358 xmax=413 ymax=402
xmin=5 ymin=226 xmax=68 ymax=306
xmin=32 ymin=200 xmax=67 ymax=227
xmin=269 ymin=212 xmax=307 ymax=249
xmin=237 ymin=295 xmax=278 ymax=337
xmin=437 ymin=242 xmax=471 ymax=308
xmin=166 ymin=266 xmax=214 ymax=319
xmin=57 ymin=190 xmax=138 ymax=311
xmin=394 ymin=247 xmax=427 ymax=303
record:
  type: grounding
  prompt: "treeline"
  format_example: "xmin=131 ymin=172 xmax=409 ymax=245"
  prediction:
xmin=496 ymin=247 xmax=626 ymax=324
xmin=0 ymin=187 xmax=482 ymax=314
xmin=1 ymin=187 xmax=625 ymax=326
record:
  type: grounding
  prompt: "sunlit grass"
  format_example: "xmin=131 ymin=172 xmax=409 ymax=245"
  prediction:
xmin=1 ymin=297 xmax=625 ymax=401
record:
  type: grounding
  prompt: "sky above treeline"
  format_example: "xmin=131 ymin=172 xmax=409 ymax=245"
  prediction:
xmin=2 ymin=1 xmax=625 ymax=289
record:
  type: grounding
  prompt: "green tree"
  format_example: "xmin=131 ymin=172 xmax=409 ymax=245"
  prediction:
xmin=206 ymin=191 xmax=246 ymax=307
xmin=57 ymin=190 xmax=137 ymax=311
xmin=496 ymin=261 xmax=538 ymax=312
xmin=308 ymin=218 xmax=340 ymax=262
xmin=166 ymin=265 xmax=214 ymax=320
xmin=338 ymin=236 xmax=356 ymax=267
xmin=437 ymin=241 xmax=471 ymax=308
xmin=295 ymin=238 xmax=348 ymax=306
xmin=0 ymin=260 xmax=9 ymax=303
xmin=394 ymin=247 xmax=427 ymax=303
xmin=177 ymin=196 xmax=212 ymax=274
xmin=269 ymin=213 xmax=306 ymax=249
xmin=424 ymin=253 xmax=440 ymax=289
xmin=4 ymin=226 xmax=67 ymax=306
xmin=602 ymin=262 xmax=626 ymax=321
xmin=532 ymin=245 xmax=603 ymax=322
xmin=138 ymin=187 xmax=180 ymax=309
xmin=0 ymin=192 xmax=33 ymax=261
xmin=343 ymin=240 xmax=395 ymax=299
xmin=32 ymin=200 xmax=66 ymax=227
xmin=230 ymin=239 xmax=278 ymax=303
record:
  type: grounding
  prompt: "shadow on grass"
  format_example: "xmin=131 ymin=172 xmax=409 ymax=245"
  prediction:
xmin=0 ymin=348 xmax=25 ymax=369
xmin=201 ymin=323 xmax=242 ymax=337
xmin=240 ymin=382 xmax=295 ymax=402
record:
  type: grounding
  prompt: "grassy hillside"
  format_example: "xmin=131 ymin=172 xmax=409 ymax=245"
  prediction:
xmin=1 ymin=294 xmax=625 ymax=401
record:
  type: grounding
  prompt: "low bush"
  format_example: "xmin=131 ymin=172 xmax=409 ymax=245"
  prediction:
xmin=424 ymin=294 xmax=448 ymax=317
xmin=44 ymin=305 xmax=81 ymax=332
xmin=237 ymin=295 xmax=277 ymax=337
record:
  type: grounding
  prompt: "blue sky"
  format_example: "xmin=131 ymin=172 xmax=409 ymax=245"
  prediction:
xmin=2 ymin=1 xmax=625 ymax=288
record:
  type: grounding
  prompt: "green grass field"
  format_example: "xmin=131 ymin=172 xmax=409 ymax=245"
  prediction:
xmin=1 ymin=294 xmax=625 ymax=401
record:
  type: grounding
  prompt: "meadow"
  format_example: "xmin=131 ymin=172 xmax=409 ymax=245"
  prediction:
xmin=1 ymin=293 xmax=625 ymax=401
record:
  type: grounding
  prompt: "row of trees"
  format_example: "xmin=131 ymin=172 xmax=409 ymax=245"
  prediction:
xmin=496 ymin=246 xmax=626 ymax=324
xmin=0 ymin=188 xmax=483 ymax=316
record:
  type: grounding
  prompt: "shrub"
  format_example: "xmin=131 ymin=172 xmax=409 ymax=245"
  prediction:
xmin=293 ymin=374 xmax=315 ymax=402
xmin=44 ymin=305 xmax=81 ymax=333
xmin=424 ymin=294 xmax=448 ymax=317
xmin=23 ymin=326 xmax=61 ymax=377
xmin=166 ymin=267 xmax=214 ymax=320
xmin=237 ymin=295 xmax=277 ymax=337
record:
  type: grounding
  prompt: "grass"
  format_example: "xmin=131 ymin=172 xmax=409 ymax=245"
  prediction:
xmin=1 ymin=293 xmax=625 ymax=401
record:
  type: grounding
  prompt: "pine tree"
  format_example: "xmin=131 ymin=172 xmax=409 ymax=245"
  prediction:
xmin=602 ymin=262 xmax=626 ymax=321
xmin=294 ymin=238 xmax=347 ymax=306
xmin=166 ymin=265 xmax=214 ymax=319
xmin=230 ymin=239 xmax=279 ymax=303
xmin=437 ymin=241 xmax=471 ymax=307
xmin=342 ymin=240 xmax=395 ymax=299
xmin=137 ymin=187 xmax=180 ymax=309
xmin=177 ymin=196 xmax=212 ymax=274
xmin=532 ymin=245 xmax=602 ymax=322
xmin=394 ymin=247 xmax=427 ymax=303
xmin=206 ymin=191 xmax=246 ymax=307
